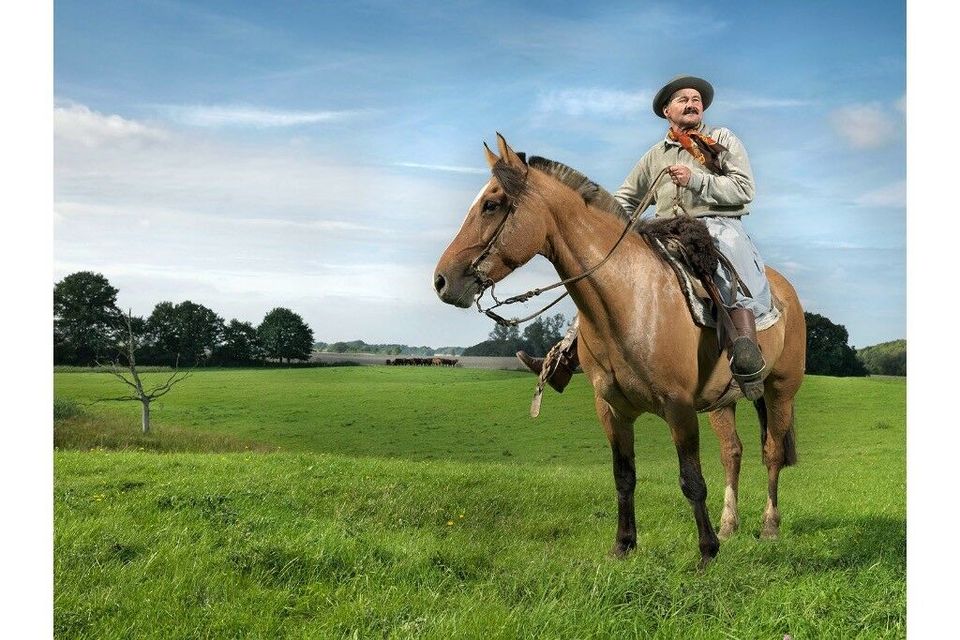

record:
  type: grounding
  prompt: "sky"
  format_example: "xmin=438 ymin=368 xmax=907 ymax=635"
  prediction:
xmin=53 ymin=0 xmax=906 ymax=349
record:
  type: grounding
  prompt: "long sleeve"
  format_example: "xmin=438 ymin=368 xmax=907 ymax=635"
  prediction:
xmin=685 ymin=129 xmax=755 ymax=206
xmin=614 ymin=155 xmax=654 ymax=217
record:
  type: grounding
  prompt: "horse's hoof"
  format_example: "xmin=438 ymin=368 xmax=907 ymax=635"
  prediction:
xmin=760 ymin=526 xmax=780 ymax=540
xmin=717 ymin=523 xmax=738 ymax=541
xmin=608 ymin=542 xmax=636 ymax=559
xmin=697 ymin=554 xmax=715 ymax=572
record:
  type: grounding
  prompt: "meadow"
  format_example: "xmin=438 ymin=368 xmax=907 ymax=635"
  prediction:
xmin=54 ymin=367 xmax=906 ymax=639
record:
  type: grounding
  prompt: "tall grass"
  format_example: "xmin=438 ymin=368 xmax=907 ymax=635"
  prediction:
xmin=54 ymin=367 xmax=906 ymax=638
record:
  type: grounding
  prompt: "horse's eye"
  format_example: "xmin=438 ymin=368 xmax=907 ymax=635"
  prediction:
xmin=482 ymin=200 xmax=499 ymax=212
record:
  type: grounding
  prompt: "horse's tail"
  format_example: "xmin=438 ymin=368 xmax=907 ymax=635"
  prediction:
xmin=754 ymin=397 xmax=798 ymax=467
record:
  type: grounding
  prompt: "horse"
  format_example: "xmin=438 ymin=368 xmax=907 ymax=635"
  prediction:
xmin=433 ymin=134 xmax=805 ymax=568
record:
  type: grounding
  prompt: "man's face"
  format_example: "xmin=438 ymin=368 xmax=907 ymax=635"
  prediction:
xmin=663 ymin=88 xmax=704 ymax=130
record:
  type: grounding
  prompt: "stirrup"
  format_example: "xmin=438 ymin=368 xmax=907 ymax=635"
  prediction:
xmin=530 ymin=346 xmax=574 ymax=417
xmin=730 ymin=356 xmax=766 ymax=401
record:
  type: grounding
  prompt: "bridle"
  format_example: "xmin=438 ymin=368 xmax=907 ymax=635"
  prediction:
xmin=468 ymin=165 xmax=672 ymax=327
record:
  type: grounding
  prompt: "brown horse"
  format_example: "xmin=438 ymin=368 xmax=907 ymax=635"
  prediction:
xmin=433 ymin=134 xmax=805 ymax=568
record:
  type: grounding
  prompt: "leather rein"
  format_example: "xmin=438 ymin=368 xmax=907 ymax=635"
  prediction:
xmin=469 ymin=166 xmax=672 ymax=327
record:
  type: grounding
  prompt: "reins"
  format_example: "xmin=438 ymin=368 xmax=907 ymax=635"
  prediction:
xmin=472 ymin=166 xmax=672 ymax=326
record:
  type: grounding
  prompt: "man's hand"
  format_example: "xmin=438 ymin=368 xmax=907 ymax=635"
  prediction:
xmin=667 ymin=164 xmax=692 ymax=187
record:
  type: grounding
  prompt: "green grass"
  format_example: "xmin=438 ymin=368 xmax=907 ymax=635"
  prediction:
xmin=54 ymin=368 xmax=905 ymax=638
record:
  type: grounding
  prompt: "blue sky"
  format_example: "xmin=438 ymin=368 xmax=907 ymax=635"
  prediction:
xmin=53 ymin=0 xmax=905 ymax=348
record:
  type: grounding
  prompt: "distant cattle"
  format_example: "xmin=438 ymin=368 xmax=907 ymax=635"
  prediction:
xmin=386 ymin=356 xmax=459 ymax=367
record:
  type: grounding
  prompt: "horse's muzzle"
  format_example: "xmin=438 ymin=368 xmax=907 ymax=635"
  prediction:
xmin=433 ymin=268 xmax=479 ymax=308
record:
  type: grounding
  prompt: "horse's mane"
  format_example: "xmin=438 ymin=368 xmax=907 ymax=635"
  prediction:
xmin=494 ymin=155 xmax=720 ymax=278
xmin=527 ymin=156 xmax=631 ymax=224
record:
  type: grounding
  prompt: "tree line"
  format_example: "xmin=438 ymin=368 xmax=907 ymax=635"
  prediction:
xmin=315 ymin=340 xmax=464 ymax=356
xmin=462 ymin=313 xmax=568 ymax=357
xmin=464 ymin=310 xmax=903 ymax=377
xmin=54 ymin=271 xmax=903 ymax=377
xmin=803 ymin=312 xmax=907 ymax=377
xmin=54 ymin=271 xmax=314 ymax=367
xmin=855 ymin=339 xmax=906 ymax=377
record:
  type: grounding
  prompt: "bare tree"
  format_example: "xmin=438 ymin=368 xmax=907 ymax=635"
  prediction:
xmin=95 ymin=310 xmax=191 ymax=434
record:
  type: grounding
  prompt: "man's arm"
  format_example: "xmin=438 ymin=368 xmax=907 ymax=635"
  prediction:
xmin=614 ymin=155 xmax=654 ymax=217
xmin=685 ymin=129 xmax=755 ymax=205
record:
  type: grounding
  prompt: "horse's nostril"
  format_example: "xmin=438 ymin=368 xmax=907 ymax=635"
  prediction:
xmin=434 ymin=273 xmax=446 ymax=293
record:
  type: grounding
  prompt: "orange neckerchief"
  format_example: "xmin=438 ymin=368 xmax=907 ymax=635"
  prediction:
xmin=667 ymin=127 xmax=728 ymax=175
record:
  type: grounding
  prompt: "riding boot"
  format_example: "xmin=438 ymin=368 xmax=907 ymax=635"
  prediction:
xmin=728 ymin=307 xmax=766 ymax=401
xmin=516 ymin=337 xmax=579 ymax=393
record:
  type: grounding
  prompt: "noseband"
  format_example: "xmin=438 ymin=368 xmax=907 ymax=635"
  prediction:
xmin=467 ymin=199 xmax=518 ymax=291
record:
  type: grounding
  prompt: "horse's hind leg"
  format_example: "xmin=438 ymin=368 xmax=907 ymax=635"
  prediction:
xmin=708 ymin=404 xmax=743 ymax=540
xmin=756 ymin=394 xmax=798 ymax=539
xmin=666 ymin=404 xmax=720 ymax=569
xmin=594 ymin=395 xmax=637 ymax=557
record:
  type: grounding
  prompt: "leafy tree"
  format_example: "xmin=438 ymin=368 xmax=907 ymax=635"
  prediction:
xmin=804 ymin=312 xmax=868 ymax=377
xmin=463 ymin=315 xmax=569 ymax=357
xmin=258 ymin=307 xmax=314 ymax=363
xmin=520 ymin=313 xmax=566 ymax=357
xmin=463 ymin=322 xmax=524 ymax=356
xmin=460 ymin=339 xmax=513 ymax=357
xmin=212 ymin=320 xmax=264 ymax=366
xmin=145 ymin=300 xmax=224 ymax=366
xmin=54 ymin=271 xmax=122 ymax=365
xmin=489 ymin=323 xmax=521 ymax=344
xmin=857 ymin=339 xmax=907 ymax=376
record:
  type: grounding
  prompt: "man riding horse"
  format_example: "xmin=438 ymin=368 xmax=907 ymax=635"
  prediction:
xmin=517 ymin=75 xmax=771 ymax=400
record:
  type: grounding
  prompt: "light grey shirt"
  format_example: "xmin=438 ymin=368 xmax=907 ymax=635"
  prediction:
xmin=613 ymin=123 xmax=755 ymax=219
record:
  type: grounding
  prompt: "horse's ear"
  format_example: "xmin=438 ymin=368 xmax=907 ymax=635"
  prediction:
xmin=495 ymin=132 xmax=527 ymax=172
xmin=483 ymin=142 xmax=499 ymax=169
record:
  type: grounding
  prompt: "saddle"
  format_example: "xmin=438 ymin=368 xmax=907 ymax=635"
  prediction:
xmin=651 ymin=235 xmax=782 ymax=332
xmin=639 ymin=217 xmax=781 ymax=333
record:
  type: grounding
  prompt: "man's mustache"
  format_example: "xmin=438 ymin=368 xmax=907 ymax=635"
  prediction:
xmin=683 ymin=108 xmax=700 ymax=115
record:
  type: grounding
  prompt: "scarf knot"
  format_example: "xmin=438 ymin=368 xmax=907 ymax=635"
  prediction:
xmin=668 ymin=128 xmax=727 ymax=174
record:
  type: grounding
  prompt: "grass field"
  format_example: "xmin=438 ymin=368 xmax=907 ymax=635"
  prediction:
xmin=54 ymin=367 xmax=906 ymax=638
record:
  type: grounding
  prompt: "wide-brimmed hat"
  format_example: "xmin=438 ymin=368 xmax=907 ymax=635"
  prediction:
xmin=652 ymin=75 xmax=714 ymax=118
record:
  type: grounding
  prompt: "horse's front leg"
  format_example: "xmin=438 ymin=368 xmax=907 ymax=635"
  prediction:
xmin=666 ymin=403 xmax=720 ymax=569
xmin=595 ymin=394 xmax=637 ymax=558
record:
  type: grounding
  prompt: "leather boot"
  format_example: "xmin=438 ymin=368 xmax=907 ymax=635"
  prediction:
xmin=516 ymin=338 xmax=579 ymax=393
xmin=728 ymin=308 xmax=766 ymax=400
xmin=516 ymin=351 xmax=545 ymax=375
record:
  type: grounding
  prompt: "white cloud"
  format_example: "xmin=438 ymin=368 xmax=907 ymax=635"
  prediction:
xmin=54 ymin=101 xmax=496 ymax=346
xmin=160 ymin=104 xmax=363 ymax=128
xmin=780 ymin=260 xmax=813 ymax=273
xmin=55 ymin=200 xmax=383 ymax=234
xmin=54 ymin=103 xmax=168 ymax=148
xmin=534 ymin=89 xmax=650 ymax=118
xmin=54 ymin=105 xmax=470 ymax=224
xmin=828 ymin=104 xmax=898 ymax=149
xmin=812 ymin=240 xmax=868 ymax=250
xmin=392 ymin=162 xmax=488 ymax=175
xmin=854 ymin=180 xmax=906 ymax=208
xmin=535 ymin=88 xmax=812 ymax=120
xmin=720 ymin=95 xmax=814 ymax=110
